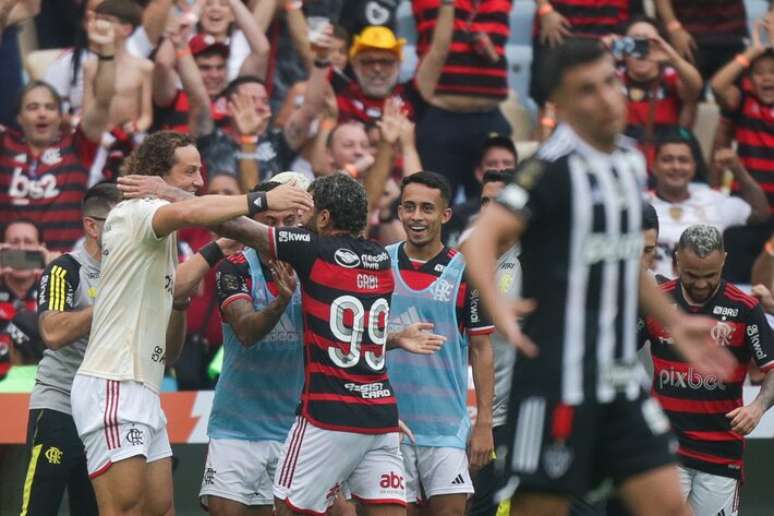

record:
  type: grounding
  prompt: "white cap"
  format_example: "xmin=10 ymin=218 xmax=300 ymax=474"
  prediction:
xmin=269 ymin=171 xmax=311 ymax=191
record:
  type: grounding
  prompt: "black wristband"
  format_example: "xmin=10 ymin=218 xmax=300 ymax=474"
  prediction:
xmin=247 ymin=191 xmax=268 ymax=216
xmin=96 ymin=53 xmax=115 ymax=61
xmin=199 ymin=241 xmax=225 ymax=268
xmin=314 ymin=58 xmax=331 ymax=68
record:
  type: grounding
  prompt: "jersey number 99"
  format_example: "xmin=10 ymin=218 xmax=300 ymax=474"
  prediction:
xmin=329 ymin=295 xmax=389 ymax=371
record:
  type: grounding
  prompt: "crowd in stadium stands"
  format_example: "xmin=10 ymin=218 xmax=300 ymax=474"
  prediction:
xmin=3 ymin=0 xmax=774 ymax=456
xmin=0 ymin=0 xmax=772 ymax=386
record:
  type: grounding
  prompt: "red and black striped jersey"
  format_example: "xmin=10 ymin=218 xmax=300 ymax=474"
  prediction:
xmin=672 ymin=0 xmax=747 ymax=44
xmin=621 ymin=67 xmax=682 ymax=142
xmin=728 ymin=80 xmax=774 ymax=213
xmin=331 ymin=70 xmax=423 ymax=124
xmin=269 ymin=227 xmax=399 ymax=433
xmin=0 ymin=125 xmax=98 ymax=251
xmin=393 ymin=243 xmax=494 ymax=337
xmin=414 ymin=0 xmax=510 ymax=99
xmin=152 ymin=90 xmax=231 ymax=134
xmin=639 ymin=279 xmax=774 ymax=479
xmin=532 ymin=0 xmax=631 ymax=38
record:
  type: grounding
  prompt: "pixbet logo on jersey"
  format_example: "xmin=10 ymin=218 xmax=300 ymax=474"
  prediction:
xmin=658 ymin=367 xmax=727 ymax=391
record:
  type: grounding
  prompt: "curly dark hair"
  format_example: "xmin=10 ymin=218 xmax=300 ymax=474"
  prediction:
xmin=121 ymin=131 xmax=195 ymax=177
xmin=310 ymin=174 xmax=368 ymax=234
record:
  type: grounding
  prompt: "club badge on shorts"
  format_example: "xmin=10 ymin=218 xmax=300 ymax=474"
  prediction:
xmin=543 ymin=441 xmax=573 ymax=479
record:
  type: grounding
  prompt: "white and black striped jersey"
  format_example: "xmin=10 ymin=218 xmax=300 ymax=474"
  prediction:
xmin=496 ymin=124 xmax=648 ymax=405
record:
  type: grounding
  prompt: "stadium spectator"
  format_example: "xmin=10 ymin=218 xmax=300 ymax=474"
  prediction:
xmin=654 ymin=0 xmax=770 ymax=82
xmin=186 ymin=30 xmax=330 ymax=187
xmin=152 ymin=4 xmax=270 ymax=135
xmin=334 ymin=16 xmax=453 ymax=125
xmin=44 ymin=0 xmax=171 ymax=119
xmin=0 ymin=17 xmax=117 ymax=252
xmin=0 ymin=220 xmax=51 ymax=369
xmin=530 ymin=0 xmax=639 ymax=106
xmin=414 ymin=0 xmax=512 ymax=199
xmin=614 ymin=17 xmax=702 ymax=164
xmin=444 ymin=134 xmax=517 ymax=246
xmin=711 ymin=25 xmax=774 ymax=215
xmin=647 ymin=131 xmax=768 ymax=278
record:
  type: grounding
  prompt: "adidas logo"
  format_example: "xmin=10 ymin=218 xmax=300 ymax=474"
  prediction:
xmin=388 ymin=306 xmax=422 ymax=334
xmin=451 ymin=473 xmax=466 ymax=486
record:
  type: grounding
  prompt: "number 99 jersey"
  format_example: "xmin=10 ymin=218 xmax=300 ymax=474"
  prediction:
xmin=268 ymin=227 xmax=398 ymax=433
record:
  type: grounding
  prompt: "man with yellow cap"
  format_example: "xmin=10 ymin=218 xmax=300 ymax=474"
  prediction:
xmin=332 ymin=4 xmax=455 ymax=125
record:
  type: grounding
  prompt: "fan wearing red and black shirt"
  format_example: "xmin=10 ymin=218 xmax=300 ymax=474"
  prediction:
xmin=333 ymin=8 xmax=454 ymax=127
xmin=214 ymin=173 xmax=444 ymax=515
xmin=639 ymin=225 xmax=774 ymax=515
xmin=0 ymin=19 xmax=117 ymax=252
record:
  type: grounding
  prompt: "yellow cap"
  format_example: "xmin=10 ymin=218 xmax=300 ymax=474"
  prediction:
xmin=349 ymin=26 xmax=406 ymax=60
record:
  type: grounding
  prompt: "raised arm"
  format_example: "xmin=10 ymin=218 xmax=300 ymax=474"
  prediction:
xmin=141 ymin=0 xmax=175 ymax=47
xmin=710 ymin=21 xmax=768 ymax=112
xmin=0 ymin=0 xmax=39 ymax=38
xmin=415 ymin=0 xmax=455 ymax=100
xmin=228 ymin=0 xmax=270 ymax=77
xmin=283 ymin=0 xmax=314 ymax=70
xmin=152 ymin=184 xmax=313 ymax=238
xmin=714 ymin=148 xmax=769 ymax=223
xmin=81 ymin=16 xmax=117 ymax=143
xmin=654 ymin=0 xmax=697 ymax=63
xmin=283 ymin=29 xmax=333 ymax=151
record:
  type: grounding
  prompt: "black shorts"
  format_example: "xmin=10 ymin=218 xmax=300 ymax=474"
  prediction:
xmin=495 ymin=389 xmax=676 ymax=500
xmin=20 ymin=408 xmax=98 ymax=516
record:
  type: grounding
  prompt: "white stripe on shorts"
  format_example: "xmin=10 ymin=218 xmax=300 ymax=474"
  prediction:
xmin=511 ymin=397 xmax=545 ymax=474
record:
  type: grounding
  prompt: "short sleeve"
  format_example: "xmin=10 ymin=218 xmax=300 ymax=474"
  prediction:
xmin=215 ymin=254 xmax=252 ymax=312
xmin=270 ymin=227 xmax=320 ymax=279
xmin=496 ymin=158 xmax=564 ymax=225
xmin=132 ymin=198 xmax=170 ymax=241
xmin=718 ymin=195 xmax=752 ymax=227
xmin=463 ymin=280 xmax=495 ymax=336
xmin=747 ymin=304 xmax=774 ymax=372
xmin=37 ymin=255 xmax=80 ymax=314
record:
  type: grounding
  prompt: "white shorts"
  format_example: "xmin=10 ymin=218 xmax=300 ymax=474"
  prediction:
xmin=679 ymin=466 xmax=740 ymax=516
xmin=71 ymin=374 xmax=172 ymax=477
xmin=273 ymin=416 xmax=406 ymax=515
xmin=199 ymin=438 xmax=283 ymax=507
xmin=400 ymin=444 xmax=473 ymax=503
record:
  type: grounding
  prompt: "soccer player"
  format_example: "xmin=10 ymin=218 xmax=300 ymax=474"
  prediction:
xmin=387 ymin=171 xmax=495 ymax=515
xmin=200 ymin=174 xmax=309 ymax=516
xmin=462 ymin=39 xmax=734 ymax=516
xmin=264 ymin=174 xmax=445 ymax=516
xmin=70 ymin=131 xmax=313 ymax=516
xmin=640 ymin=224 xmax=774 ymax=516
xmin=117 ymin=171 xmax=445 ymax=515
xmin=20 ymin=183 xmax=121 ymax=516
xmin=464 ymin=170 xmax=521 ymax=516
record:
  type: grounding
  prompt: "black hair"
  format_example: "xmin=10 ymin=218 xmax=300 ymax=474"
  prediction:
xmin=482 ymin=169 xmax=515 ymax=186
xmin=653 ymin=127 xmax=709 ymax=182
xmin=642 ymin=202 xmax=659 ymax=235
xmin=400 ymin=171 xmax=452 ymax=206
xmin=95 ymin=0 xmax=143 ymax=28
xmin=224 ymin=75 xmax=265 ymax=99
xmin=251 ymin=180 xmax=281 ymax=193
xmin=620 ymin=15 xmax=668 ymax=40
xmin=539 ymin=38 xmax=609 ymax=100
xmin=2 ymin=218 xmax=43 ymax=244
xmin=479 ymin=138 xmax=517 ymax=165
xmin=16 ymin=80 xmax=62 ymax=117
xmin=310 ymin=174 xmax=368 ymax=234
xmin=83 ymin=182 xmax=122 ymax=216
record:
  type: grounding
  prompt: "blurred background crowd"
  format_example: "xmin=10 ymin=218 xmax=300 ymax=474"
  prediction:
xmin=3 ymin=0 xmax=774 ymax=391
